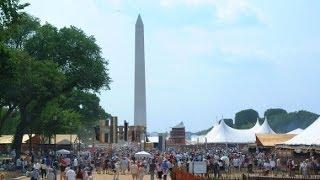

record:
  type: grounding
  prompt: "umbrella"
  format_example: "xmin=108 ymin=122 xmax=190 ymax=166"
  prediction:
xmin=56 ymin=149 xmax=70 ymax=155
xmin=220 ymin=156 xmax=229 ymax=161
xmin=134 ymin=151 xmax=152 ymax=158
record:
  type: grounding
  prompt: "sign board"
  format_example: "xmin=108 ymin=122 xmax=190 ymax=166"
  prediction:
xmin=188 ymin=161 xmax=207 ymax=174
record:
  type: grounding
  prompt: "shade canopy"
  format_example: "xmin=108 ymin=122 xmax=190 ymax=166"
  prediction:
xmin=134 ymin=151 xmax=152 ymax=158
xmin=56 ymin=149 xmax=70 ymax=155
xmin=283 ymin=117 xmax=320 ymax=146
xmin=256 ymin=134 xmax=296 ymax=147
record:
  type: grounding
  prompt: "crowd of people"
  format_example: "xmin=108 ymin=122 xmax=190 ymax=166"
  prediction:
xmin=0 ymin=144 xmax=320 ymax=179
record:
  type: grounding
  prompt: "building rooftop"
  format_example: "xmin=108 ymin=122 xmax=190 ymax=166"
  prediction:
xmin=172 ymin=122 xmax=185 ymax=129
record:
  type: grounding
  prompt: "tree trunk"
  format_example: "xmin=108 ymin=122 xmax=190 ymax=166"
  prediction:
xmin=0 ymin=105 xmax=15 ymax=134
xmin=12 ymin=104 xmax=28 ymax=159
xmin=28 ymin=133 xmax=32 ymax=154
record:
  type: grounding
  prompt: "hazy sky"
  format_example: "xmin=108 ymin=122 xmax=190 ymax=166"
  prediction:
xmin=24 ymin=0 xmax=320 ymax=132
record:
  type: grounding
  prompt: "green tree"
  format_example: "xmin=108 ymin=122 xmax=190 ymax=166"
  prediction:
xmin=7 ymin=52 xmax=65 ymax=156
xmin=268 ymin=110 xmax=319 ymax=133
xmin=0 ymin=0 xmax=29 ymax=39
xmin=1 ymin=1 xmax=110 ymax=158
xmin=9 ymin=23 xmax=110 ymax=158
xmin=0 ymin=0 xmax=30 ymax=134
xmin=264 ymin=108 xmax=287 ymax=118
xmin=0 ymin=107 xmax=19 ymax=134
xmin=224 ymin=118 xmax=234 ymax=127
xmin=234 ymin=109 xmax=259 ymax=129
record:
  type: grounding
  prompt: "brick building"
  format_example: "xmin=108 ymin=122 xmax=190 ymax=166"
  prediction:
xmin=169 ymin=122 xmax=186 ymax=145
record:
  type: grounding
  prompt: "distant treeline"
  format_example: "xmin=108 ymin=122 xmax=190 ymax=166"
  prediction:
xmin=194 ymin=108 xmax=319 ymax=135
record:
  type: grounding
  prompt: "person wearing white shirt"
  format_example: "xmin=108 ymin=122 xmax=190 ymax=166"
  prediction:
xmin=270 ymin=159 xmax=276 ymax=170
xmin=73 ymin=158 xmax=78 ymax=170
xmin=66 ymin=168 xmax=76 ymax=180
xmin=47 ymin=168 xmax=56 ymax=180
xmin=33 ymin=162 xmax=41 ymax=170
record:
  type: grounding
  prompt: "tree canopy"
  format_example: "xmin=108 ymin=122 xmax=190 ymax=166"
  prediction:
xmin=234 ymin=109 xmax=259 ymax=129
xmin=264 ymin=108 xmax=287 ymax=118
xmin=0 ymin=0 xmax=111 ymax=158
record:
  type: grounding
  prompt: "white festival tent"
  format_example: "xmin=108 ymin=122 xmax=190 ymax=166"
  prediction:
xmin=251 ymin=119 xmax=262 ymax=132
xmin=286 ymin=128 xmax=304 ymax=135
xmin=283 ymin=117 xmax=320 ymax=146
xmin=256 ymin=118 xmax=276 ymax=134
xmin=204 ymin=118 xmax=276 ymax=144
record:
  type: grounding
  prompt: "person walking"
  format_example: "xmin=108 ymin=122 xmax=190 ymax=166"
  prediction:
xmin=161 ymin=159 xmax=169 ymax=180
xmin=138 ymin=162 xmax=146 ymax=180
xmin=149 ymin=159 xmax=156 ymax=180
xmin=130 ymin=161 xmax=138 ymax=180
xmin=113 ymin=161 xmax=120 ymax=180
xmin=47 ymin=168 xmax=56 ymax=180
xmin=121 ymin=157 xmax=127 ymax=175
xmin=30 ymin=168 xmax=40 ymax=180
xmin=156 ymin=161 xmax=162 ymax=180
xmin=73 ymin=158 xmax=78 ymax=171
xmin=40 ymin=159 xmax=47 ymax=179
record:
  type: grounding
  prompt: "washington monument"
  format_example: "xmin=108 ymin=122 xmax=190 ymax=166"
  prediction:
xmin=134 ymin=14 xmax=147 ymax=128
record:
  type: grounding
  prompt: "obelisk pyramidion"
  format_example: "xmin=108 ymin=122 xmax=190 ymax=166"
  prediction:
xmin=134 ymin=14 xmax=147 ymax=128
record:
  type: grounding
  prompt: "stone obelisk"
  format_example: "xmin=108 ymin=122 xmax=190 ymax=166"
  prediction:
xmin=134 ymin=14 xmax=147 ymax=128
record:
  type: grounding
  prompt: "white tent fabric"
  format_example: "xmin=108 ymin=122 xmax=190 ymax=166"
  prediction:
xmin=256 ymin=118 xmax=276 ymax=134
xmin=205 ymin=120 xmax=255 ymax=143
xmin=252 ymin=119 xmax=261 ymax=132
xmin=283 ymin=117 xmax=320 ymax=146
xmin=286 ymin=128 xmax=304 ymax=134
xmin=134 ymin=151 xmax=152 ymax=158
xmin=204 ymin=118 xmax=276 ymax=144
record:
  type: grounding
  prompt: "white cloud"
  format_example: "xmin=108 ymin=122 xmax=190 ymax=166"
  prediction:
xmin=103 ymin=0 xmax=124 ymax=8
xmin=159 ymin=0 xmax=265 ymax=23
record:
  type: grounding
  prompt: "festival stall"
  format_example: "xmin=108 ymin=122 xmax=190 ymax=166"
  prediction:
xmin=255 ymin=134 xmax=296 ymax=151
xmin=281 ymin=117 xmax=320 ymax=147
xmin=276 ymin=117 xmax=320 ymax=158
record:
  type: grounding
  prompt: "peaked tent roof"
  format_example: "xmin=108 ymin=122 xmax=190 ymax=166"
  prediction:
xmin=252 ymin=118 xmax=261 ymax=132
xmin=256 ymin=118 xmax=275 ymax=134
xmin=204 ymin=118 xmax=276 ymax=144
xmin=204 ymin=120 xmax=257 ymax=143
xmin=286 ymin=128 xmax=304 ymax=134
xmin=283 ymin=117 xmax=320 ymax=146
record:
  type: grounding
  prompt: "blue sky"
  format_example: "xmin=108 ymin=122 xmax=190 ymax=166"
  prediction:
xmin=24 ymin=0 xmax=320 ymax=132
